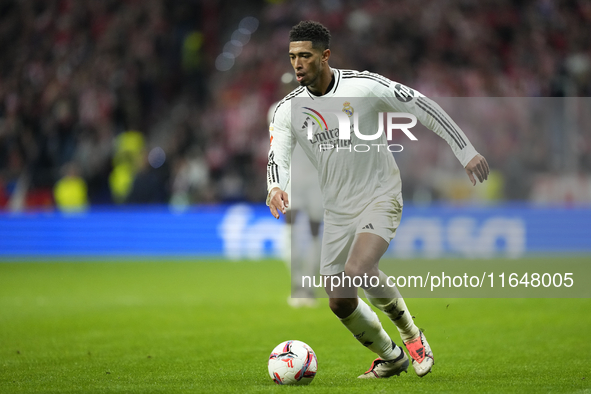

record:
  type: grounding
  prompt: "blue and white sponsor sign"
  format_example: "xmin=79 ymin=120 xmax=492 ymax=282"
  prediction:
xmin=0 ymin=204 xmax=589 ymax=258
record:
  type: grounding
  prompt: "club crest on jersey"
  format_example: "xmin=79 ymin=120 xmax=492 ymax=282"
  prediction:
xmin=342 ymin=101 xmax=354 ymax=117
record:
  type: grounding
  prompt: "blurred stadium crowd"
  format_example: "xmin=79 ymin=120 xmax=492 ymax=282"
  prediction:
xmin=0 ymin=0 xmax=590 ymax=211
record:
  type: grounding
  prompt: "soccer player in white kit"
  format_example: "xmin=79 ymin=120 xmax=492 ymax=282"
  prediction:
xmin=267 ymin=21 xmax=489 ymax=379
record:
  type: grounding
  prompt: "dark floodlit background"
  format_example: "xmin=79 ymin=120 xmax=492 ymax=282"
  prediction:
xmin=0 ymin=0 xmax=590 ymax=258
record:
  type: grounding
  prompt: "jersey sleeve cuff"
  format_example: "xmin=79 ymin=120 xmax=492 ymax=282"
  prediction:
xmin=459 ymin=145 xmax=479 ymax=168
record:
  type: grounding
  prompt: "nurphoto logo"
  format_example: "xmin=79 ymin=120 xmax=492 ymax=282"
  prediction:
xmin=302 ymin=102 xmax=418 ymax=153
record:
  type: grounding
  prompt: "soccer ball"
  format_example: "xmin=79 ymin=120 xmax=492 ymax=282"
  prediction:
xmin=268 ymin=340 xmax=317 ymax=385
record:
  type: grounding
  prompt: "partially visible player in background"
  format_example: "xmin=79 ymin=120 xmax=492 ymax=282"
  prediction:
xmin=268 ymin=90 xmax=323 ymax=308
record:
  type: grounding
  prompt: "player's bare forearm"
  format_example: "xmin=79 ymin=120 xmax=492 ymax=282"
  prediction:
xmin=268 ymin=187 xmax=289 ymax=219
xmin=465 ymin=154 xmax=490 ymax=186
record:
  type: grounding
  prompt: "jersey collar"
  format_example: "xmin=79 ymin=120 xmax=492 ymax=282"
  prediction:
xmin=306 ymin=68 xmax=339 ymax=98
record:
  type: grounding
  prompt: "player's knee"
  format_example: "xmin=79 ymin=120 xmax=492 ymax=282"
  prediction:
xmin=344 ymin=265 xmax=363 ymax=281
xmin=344 ymin=264 xmax=378 ymax=285
xmin=328 ymin=297 xmax=357 ymax=319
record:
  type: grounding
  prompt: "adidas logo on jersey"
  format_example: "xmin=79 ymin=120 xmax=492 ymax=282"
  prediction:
xmin=361 ymin=223 xmax=374 ymax=230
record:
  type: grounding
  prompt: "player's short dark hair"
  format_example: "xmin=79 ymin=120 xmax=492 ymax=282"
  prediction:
xmin=289 ymin=21 xmax=331 ymax=51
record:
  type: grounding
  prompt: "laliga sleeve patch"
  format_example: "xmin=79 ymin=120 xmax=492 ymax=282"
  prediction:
xmin=394 ymin=83 xmax=415 ymax=102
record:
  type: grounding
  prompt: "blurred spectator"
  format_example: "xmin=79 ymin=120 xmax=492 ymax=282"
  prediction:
xmin=169 ymin=146 xmax=212 ymax=209
xmin=53 ymin=161 xmax=88 ymax=212
xmin=125 ymin=148 xmax=170 ymax=204
xmin=109 ymin=130 xmax=145 ymax=203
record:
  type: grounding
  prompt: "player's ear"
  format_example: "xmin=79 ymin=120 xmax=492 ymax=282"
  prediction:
xmin=321 ymin=48 xmax=330 ymax=63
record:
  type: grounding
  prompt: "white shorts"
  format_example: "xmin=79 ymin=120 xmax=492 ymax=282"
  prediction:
xmin=319 ymin=193 xmax=403 ymax=276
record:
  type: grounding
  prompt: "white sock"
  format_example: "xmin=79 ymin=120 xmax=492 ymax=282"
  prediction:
xmin=339 ymin=298 xmax=401 ymax=360
xmin=363 ymin=271 xmax=420 ymax=342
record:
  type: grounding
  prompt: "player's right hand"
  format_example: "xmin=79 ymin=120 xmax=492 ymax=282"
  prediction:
xmin=269 ymin=187 xmax=289 ymax=219
xmin=465 ymin=154 xmax=490 ymax=186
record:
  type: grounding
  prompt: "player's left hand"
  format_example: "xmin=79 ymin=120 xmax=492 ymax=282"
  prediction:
xmin=465 ymin=154 xmax=489 ymax=186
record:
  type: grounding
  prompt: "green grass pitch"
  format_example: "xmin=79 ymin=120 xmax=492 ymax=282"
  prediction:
xmin=1 ymin=258 xmax=590 ymax=393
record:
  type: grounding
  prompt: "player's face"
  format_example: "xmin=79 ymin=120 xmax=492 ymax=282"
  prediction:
xmin=289 ymin=41 xmax=328 ymax=88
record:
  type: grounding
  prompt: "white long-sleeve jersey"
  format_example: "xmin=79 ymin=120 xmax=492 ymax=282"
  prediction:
xmin=267 ymin=68 xmax=478 ymax=220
